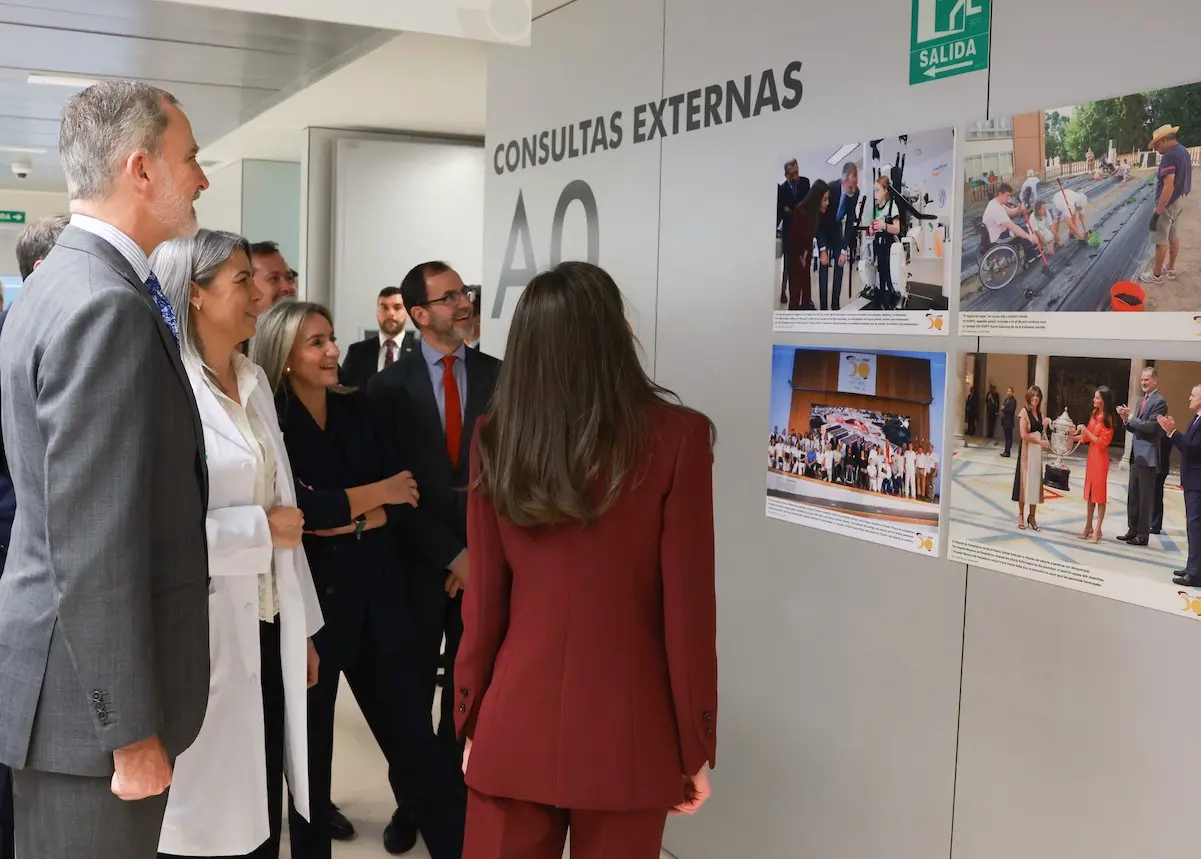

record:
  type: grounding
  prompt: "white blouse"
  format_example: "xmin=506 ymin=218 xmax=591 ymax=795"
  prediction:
xmin=204 ymin=354 xmax=280 ymax=621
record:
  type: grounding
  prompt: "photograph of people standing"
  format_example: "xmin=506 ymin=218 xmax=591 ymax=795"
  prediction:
xmin=1158 ymin=386 xmax=1201 ymax=586
xmin=1069 ymin=387 xmax=1116 ymax=544
xmin=784 ymin=180 xmax=830 ymax=311
xmin=1012 ymin=386 xmax=1050 ymax=531
xmin=776 ymin=159 xmax=809 ymax=305
xmin=1116 ymin=366 xmax=1167 ymax=547
xmin=1000 ymin=387 xmax=1017 ymax=457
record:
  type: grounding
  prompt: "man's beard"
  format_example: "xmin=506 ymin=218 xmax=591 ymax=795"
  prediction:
xmin=380 ymin=320 xmax=403 ymax=336
xmin=151 ymin=165 xmax=198 ymax=240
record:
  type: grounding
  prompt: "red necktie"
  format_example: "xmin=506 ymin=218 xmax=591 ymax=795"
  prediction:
xmin=442 ymin=355 xmax=462 ymax=468
xmin=384 ymin=339 xmax=396 ymax=366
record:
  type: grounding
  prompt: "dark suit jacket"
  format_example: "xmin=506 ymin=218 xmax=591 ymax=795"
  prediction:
xmin=339 ymin=331 xmax=417 ymax=390
xmin=0 ymin=310 xmax=14 ymax=551
xmin=1001 ymin=396 xmax=1018 ymax=428
xmin=777 ymin=178 xmax=809 ymax=233
xmin=1125 ymin=390 xmax=1168 ymax=468
xmin=1169 ymin=415 xmax=1201 ymax=491
xmin=366 ymin=342 xmax=501 ymax=572
xmin=819 ymin=181 xmax=860 ymax=258
xmin=455 ymin=405 xmax=718 ymax=811
xmin=0 ymin=227 xmax=209 ymax=774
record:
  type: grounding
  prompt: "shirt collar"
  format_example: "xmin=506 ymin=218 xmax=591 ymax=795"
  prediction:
xmin=420 ymin=338 xmax=466 ymax=367
xmin=68 ymin=213 xmax=152 ymax=283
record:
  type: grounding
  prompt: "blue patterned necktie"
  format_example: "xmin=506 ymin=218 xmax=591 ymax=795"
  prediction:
xmin=145 ymin=273 xmax=180 ymax=347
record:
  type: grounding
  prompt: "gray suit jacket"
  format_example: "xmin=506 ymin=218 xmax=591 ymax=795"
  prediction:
xmin=0 ymin=226 xmax=210 ymax=776
xmin=1126 ymin=389 xmax=1168 ymax=469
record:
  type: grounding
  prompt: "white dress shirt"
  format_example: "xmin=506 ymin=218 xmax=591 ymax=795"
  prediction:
xmin=69 ymin=213 xmax=151 ymax=282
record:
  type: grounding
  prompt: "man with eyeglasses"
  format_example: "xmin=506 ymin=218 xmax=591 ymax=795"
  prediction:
xmin=366 ymin=261 xmax=499 ymax=855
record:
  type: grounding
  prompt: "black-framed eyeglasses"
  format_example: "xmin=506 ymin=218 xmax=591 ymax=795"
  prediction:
xmin=417 ymin=285 xmax=479 ymax=308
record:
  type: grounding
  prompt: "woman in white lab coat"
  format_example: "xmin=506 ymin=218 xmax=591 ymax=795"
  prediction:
xmin=150 ymin=230 xmax=324 ymax=858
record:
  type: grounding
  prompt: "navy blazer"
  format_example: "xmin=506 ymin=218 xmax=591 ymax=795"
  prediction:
xmin=1169 ymin=414 xmax=1201 ymax=492
xmin=277 ymin=387 xmax=412 ymax=662
xmin=339 ymin=331 xmax=418 ymax=391
xmin=366 ymin=342 xmax=501 ymax=575
xmin=819 ymin=181 xmax=861 ymax=258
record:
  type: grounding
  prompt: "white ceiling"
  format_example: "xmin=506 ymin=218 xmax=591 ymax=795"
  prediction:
xmin=0 ymin=0 xmax=383 ymax=192
xmin=158 ymin=0 xmax=534 ymax=44
xmin=201 ymin=0 xmax=580 ymax=165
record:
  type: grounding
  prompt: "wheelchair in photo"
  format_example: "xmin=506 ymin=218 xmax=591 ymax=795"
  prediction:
xmin=976 ymin=226 xmax=1031 ymax=291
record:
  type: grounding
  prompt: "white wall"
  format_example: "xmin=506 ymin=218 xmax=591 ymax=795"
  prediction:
xmin=483 ymin=1 xmax=1201 ymax=858
xmin=241 ymin=159 xmax=301 ymax=270
xmin=332 ymin=137 xmax=484 ymax=338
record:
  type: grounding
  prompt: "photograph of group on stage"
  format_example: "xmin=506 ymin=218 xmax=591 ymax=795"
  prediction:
xmin=958 ymin=77 xmax=1199 ymax=338
xmin=766 ymin=346 xmax=946 ymax=556
xmin=772 ymin=126 xmax=953 ymax=332
xmin=948 ymin=350 xmax=1201 ymax=617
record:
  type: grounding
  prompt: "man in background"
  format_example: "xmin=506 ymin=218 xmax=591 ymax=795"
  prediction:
xmin=0 ymin=213 xmax=69 ymax=859
xmin=777 ymin=159 xmax=809 ymax=305
xmin=818 ymin=161 xmax=860 ymax=311
xmin=339 ymin=286 xmax=417 ymax=389
xmin=249 ymin=240 xmax=296 ymax=311
xmin=1142 ymin=124 xmax=1192 ymax=285
xmin=1158 ymin=387 xmax=1201 ymax=586
xmin=1117 ymin=366 xmax=1168 ymax=547
xmin=985 ymin=384 xmax=1000 ymax=440
xmin=1000 ymin=386 xmax=1017 ymax=457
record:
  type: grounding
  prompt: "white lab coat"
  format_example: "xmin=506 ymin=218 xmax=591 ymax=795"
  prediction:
xmin=159 ymin=360 xmax=324 ymax=856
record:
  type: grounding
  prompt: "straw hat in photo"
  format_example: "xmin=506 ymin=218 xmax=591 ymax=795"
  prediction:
xmin=1149 ymin=124 xmax=1180 ymax=146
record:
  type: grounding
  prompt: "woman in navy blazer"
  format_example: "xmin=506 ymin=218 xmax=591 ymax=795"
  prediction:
xmin=455 ymin=261 xmax=718 ymax=859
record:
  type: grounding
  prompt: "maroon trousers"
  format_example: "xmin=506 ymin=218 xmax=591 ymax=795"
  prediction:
xmin=464 ymin=790 xmax=667 ymax=859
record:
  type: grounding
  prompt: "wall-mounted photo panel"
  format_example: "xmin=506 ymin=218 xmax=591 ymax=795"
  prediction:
xmin=772 ymin=127 xmax=954 ymax=336
xmin=949 ymin=350 xmax=1201 ymax=619
xmin=959 ymin=78 xmax=1201 ymax=339
xmin=766 ymin=346 xmax=947 ymax=556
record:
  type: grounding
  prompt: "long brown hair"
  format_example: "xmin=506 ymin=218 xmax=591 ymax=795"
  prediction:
xmin=473 ymin=261 xmax=714 ymax=527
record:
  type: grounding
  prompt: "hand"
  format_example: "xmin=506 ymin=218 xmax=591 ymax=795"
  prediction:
xmin=445 ymin=552 xmax=469 ymax=598
xmin=462 ymin=737 xmax=472 ymax=775
xmin=783 ymin=206 xmax=791 ymax=214
xmin=671 ymin=767 xmax=712 ymax=816
xmin=382 ymin=471 xmax=419 ymax=507
xmin=819 ymin=250 xmax=829 ymax=266
xmin=1150 ymin=212 xmax=1161 ymax=232
xmin=1039 ymin=439 xmax=1051 ymax=449
xmin=111 ymin=736 xmax=172 ymax=801
xmin=871 ymin=218 xmax=884 ymax=232
xmin=267 ymin=506 xmax=304 ymax=549
xmin=838 ymin=251 xmax=847 ymax=266
xmin=1159 ymin=415 xmax=1177 ymax=434
xmin=306 ymin=638 xmax=319 ymax=689
xmin=1117 ymin=405 xmax=1131 ymax=421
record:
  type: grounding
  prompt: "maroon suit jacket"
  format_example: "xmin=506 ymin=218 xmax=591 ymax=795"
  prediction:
xmin=454 ymin=404 xmax=718 ymax=811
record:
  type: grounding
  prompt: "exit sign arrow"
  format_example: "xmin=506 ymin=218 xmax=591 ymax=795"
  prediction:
xmin=924 ymin=59 xmax=973 ymax=78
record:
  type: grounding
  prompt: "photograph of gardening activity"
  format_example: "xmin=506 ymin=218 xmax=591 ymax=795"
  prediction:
xmin=959 ymin=79 xmax=1199 ymax=314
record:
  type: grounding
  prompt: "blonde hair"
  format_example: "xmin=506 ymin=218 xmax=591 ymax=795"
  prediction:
xmin=249 ymin=299 xmax=353 ymax=395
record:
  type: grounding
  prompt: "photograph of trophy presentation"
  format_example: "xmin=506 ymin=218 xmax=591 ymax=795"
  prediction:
xmin=948 ymin=350 xmax=1201 ymax=617
xmin=766 ymin=345 xmax=946 ymax=557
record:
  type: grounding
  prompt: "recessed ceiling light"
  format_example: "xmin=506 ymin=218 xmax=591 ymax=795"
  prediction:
xmin=27 ymin=73 xmax=100 ymax=88
xmin=0 ymin=146 xmax=46 ymax=155
xmin=826 ymin=143 xmax=860 ymax=165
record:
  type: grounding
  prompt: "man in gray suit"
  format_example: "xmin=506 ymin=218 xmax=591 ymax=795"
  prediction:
xmin=1117 ymin=365 xmax=1168 ymax=547
xmin=0 ymin=80 xmax=211 ymax=857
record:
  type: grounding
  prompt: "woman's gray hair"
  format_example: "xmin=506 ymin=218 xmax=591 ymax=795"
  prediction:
xmin=250 ymin=300 xmax=353 ymax=395
xmin=149 ymin=229 xmax=251 ymax=370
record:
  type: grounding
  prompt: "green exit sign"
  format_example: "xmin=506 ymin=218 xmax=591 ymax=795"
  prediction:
xmin=0 ymin=211 xmax=25 ymax=224
xmin=910 ymin=0 xmax=991 ymax=85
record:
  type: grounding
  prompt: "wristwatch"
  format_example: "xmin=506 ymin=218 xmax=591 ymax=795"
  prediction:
xmin=353 ymin=513 xmax=367 ymax=540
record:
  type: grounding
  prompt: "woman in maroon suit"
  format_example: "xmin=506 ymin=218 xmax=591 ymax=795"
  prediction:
xmin=454 ymin=261 xmax=718 ymax=859
xmin=785 ymin=178 xmax=830 ymax=310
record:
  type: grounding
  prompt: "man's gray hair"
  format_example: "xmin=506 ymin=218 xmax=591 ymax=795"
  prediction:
xmin=842 ymin=161 xmax=859 ymax=178
xmin=60 ymin=80 xmax=180 ymax=202
xmin=15 ymin=214 xmax=69 ymax=280
xmin=150 ymin=228 xmax=251 ymax=370
xmin=1144 ymin=365 xmax=1160 ymax=380
xmin=784 ymin=159 xmax=797 ymax=171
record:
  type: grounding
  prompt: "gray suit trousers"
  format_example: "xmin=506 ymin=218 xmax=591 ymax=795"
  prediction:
xmin=12 ymin=769 xmax=166 ymax=858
